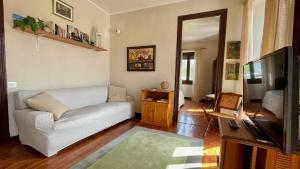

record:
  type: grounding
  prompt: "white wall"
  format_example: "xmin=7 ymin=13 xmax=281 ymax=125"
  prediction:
xmin=181 ymin=40 xmax=219 ymax=99
xmin=181 ymin=84 xmax=193 ymax=98
xmin=4 ymin=0 xmax=110 ymax=136
xmin=110 ymin=0 xmax=244 ymax=111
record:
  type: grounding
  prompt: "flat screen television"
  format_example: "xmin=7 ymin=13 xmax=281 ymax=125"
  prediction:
xmin=243 ymin=46 xmax=299 ymax=153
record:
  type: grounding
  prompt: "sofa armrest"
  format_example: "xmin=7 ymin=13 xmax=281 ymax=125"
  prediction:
xmin=15 ymin=109 xmax=54 ymax=132
xmin=126 ymin=96 xmax=135 ymax=115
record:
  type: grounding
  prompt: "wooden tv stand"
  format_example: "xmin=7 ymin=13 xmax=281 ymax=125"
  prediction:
xmin=218 ymin=117 xmax=300 ymax=169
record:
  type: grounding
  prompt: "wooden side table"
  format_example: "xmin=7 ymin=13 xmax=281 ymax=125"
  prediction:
xmin=140 ymin=89 xmax=174 ymax=128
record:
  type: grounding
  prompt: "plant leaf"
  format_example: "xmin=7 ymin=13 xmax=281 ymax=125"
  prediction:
xmin=13 ymin=20 xmax=21 ymax=28
xmin=20 ymin=24 xmax=26 ymax=31
xmin=31 ymin=23 xmax=38 ymax=32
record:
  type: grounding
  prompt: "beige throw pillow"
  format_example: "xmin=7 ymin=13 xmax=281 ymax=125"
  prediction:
xmin=26 ymin=92 xmax=69 ymax=120
xmin=108 ymin=85 xmax=127 ymax=102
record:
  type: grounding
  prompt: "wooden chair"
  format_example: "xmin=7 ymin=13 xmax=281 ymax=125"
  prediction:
xmin=203 ymin=92 xmax=243 ymax=136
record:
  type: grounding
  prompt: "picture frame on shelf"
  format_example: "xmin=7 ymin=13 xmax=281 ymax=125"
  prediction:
xmin=66 ymin=25 xmax=73 ymax=39
xmin=67 ymin=25 xmax=81 ymax=41
xmin=127 ymin=45 xmax=156 ymax=71
xmin=55 ymin=24 xmax=65 ymax=37
xmin=43 ymin=21 xmax=53 ymax=33
xmin=72 ymin=27 xmax=80 ymax=41
xmin=225 ymin=62 xmax=240 ymax=80
xmin=227 ymin=41 xmax=241 ymax=59
xmin=80 ymin=32 xmax=90 ymax=45
xmin=53 ymin=0 xmax=73 ymax=22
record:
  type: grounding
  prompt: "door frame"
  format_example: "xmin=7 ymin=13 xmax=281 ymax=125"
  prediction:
xmin=293 ymin=0 xmax=300 ymax=58
xmin=0 ymin=0 xmax=9 ymax=144
xmin=174 ymin=9 xmax=228 ymax=121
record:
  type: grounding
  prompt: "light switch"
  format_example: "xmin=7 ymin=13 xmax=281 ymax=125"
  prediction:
xmin=7 ymin=82 xmax=17 ymax=88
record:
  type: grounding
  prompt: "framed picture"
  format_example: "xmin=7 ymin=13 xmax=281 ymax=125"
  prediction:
xmin=67 ymin=25 xmax=81 ymax=41
xmin=53 ymin=0 xmax=73 ymax=22
xmin=55 ymin=24 xmax=65 ymax=37
xmin=227 ymin=41 xmax=241 ymax=59
xmin=127 ymin=45 xmax=156 ymax=71
xmin=43 ymin=21 xmax=54 ymax=33
xmin=80 ymin=32 xmax=90 ymax=45
xmin=226 ymin=62 xmax=240 ymax=80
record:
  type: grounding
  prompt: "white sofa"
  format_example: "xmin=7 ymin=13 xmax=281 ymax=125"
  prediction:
xmin=14 ymin=86 xmax=135 ymax=157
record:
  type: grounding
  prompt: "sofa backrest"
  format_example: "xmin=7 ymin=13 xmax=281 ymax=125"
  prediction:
xmin=14 ymin=86 xmax=108 ymax=110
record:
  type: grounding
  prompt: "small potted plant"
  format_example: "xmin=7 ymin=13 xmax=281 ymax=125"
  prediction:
xmin=13 ymin=15 xmax=47 ymax=33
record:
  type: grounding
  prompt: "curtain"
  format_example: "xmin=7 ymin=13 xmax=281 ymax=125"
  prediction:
xmin=260 ymin=0 xmax=294 ymax=56
xmin=192 ymin=48 xmax=205 ymax=102
xmin=241 ymin=0 xmax=254 ymax=103
xmin=241 ymin=0 xmax=253 ymax=65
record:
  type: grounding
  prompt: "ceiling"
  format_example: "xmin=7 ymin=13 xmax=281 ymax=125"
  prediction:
xmin=182 ymin=16 xmax=220 ymax=43
xmin=90 ymin=0 xmax=188 ymax=15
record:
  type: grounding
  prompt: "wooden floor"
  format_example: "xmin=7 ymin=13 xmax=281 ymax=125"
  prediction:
xmin=0 ymin=100 xmax=220 ymax=169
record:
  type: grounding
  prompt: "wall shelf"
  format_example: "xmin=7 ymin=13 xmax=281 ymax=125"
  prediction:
xmin=14 ymin=28 xmax=108 ymax=52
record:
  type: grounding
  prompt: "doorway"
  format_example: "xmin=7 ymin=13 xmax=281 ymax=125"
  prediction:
xmin=174 ymin=9 xmax=227 ymax=122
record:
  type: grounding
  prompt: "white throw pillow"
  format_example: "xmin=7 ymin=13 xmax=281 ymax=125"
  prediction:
xmin=108 ymin=85 xmax=127 ymax=102
xmin=26 ymin=92 xmax=69 ymax=120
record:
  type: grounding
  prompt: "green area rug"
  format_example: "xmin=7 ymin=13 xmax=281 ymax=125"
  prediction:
xmin=72 ymin=127 xmax=203 ymax=169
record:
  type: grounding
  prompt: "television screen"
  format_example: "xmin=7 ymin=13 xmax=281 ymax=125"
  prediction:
xmin=243 ymin=47 xmax=299 ymax=153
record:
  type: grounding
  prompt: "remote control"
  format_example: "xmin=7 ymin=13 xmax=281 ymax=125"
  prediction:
xmin=229 ymin=120 xmax=240 ymax=130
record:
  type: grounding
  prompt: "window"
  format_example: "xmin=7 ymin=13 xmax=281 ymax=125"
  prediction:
xmin=181 ymin=52 xmax=195 ymax=85
xmin=244 ymin=61 xmax=263 ymax=84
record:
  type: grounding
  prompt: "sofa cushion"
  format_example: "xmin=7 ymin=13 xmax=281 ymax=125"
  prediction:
xmin=26 ymin=92 xmax=69 ymax=120
xmin=14 ymin=86 xmax=108 ymax=110
xmin=108 ymin=85 xmax=127 ymax=102
xmin=54 ymin=102 xmax=133 ymax=130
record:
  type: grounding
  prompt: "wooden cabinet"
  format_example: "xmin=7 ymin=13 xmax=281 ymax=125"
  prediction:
xmin=218 ymin=117 xmax=300 ymax=169
xmin=141 ymin=89 xmax=174 ymax=128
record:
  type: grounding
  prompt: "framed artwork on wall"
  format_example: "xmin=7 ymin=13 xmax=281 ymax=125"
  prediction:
xmin=225 ymin=62 xmax=240 ymax=80
xmin=227 ymin=41 xmax=241 ymax=59
xmin=53 ymin=0 xmax=73 ymax=22
xmin=127 ymin=45 xmax=156 ymax=71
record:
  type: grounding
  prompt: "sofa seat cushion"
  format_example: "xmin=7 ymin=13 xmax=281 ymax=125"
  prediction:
xmin=54 ymin=102 xmax=132 ymax=130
